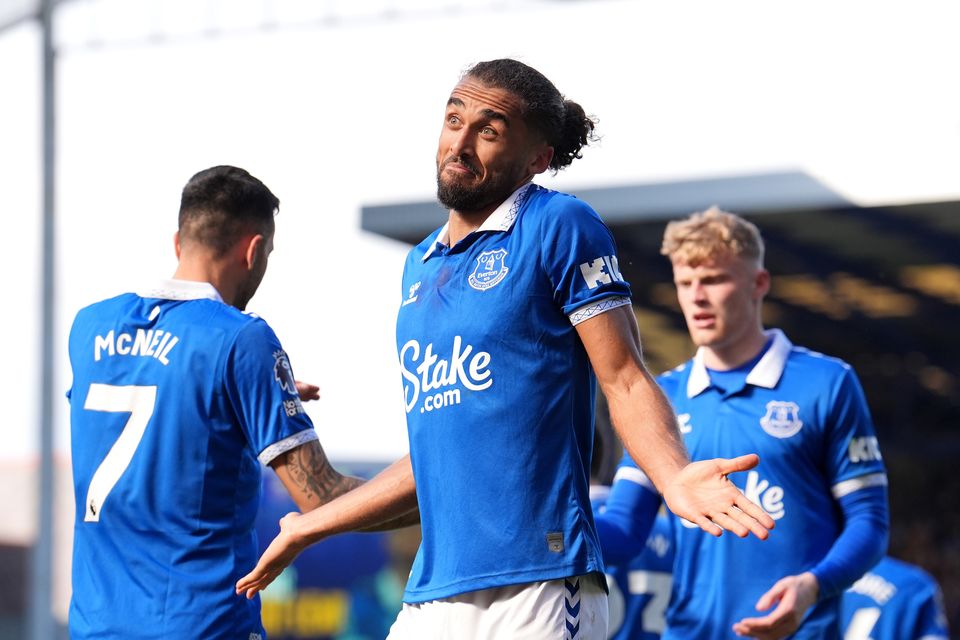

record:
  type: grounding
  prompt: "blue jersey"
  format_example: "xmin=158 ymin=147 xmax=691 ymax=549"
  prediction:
xmin=841 ymin=556 xmax=950 ymax=640
xmin=659 ymin=330 xmax=887 ymax=639
xmin=67 ymin=280 xmax=318 ymax=639
xmin=606 ymin=514 xmax=674 ymax=640
xmin=395 ymin=183 xmax=632 ymax=602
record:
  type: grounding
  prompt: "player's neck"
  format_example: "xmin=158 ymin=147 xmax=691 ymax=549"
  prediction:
xmin=446 ymin=176 xmax=532 ymax=245
xmin=701 ymin=327 xmax=769 ymax=371
xmin=447 ymin=207 xmax=497 ymax=246
xmin=172 ymin=257 xmax=239 ymax=307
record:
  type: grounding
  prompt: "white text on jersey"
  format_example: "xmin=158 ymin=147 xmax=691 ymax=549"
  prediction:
xmin=94 ymin=329 xmax=180 ymax=366
xmin=848 ymin=572 xmax=896 ymax=605
xmin=579 ymin=255 xmax=624 ymax=289
xmin=742 ymin=470 xmax=785 ymax=520
xmin=399 ymin=336 xmax=492 ymax=414
xmin=681 ymin=470 xmax=785 ymax=529
xmin=848 ymin=436 xmax=883 ymax=463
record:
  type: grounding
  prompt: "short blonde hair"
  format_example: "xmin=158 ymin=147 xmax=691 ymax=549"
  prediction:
xmin=661 ymin=206 xmax=765 ymax=267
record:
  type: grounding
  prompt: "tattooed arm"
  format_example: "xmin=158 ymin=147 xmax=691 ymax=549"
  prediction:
xmin=270 ymin=439 xmax=420 ymax=529
xmin=271 ymin=439 xmax=362 ymax=511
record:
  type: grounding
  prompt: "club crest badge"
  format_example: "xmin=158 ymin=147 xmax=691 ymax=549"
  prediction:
xmin=468 ymin=248 xmax=509 ymax=291
xmin=273 ymin=350 xmax=298 ymax=396
xmin=760 ymin=400 xmax=803 ymax=438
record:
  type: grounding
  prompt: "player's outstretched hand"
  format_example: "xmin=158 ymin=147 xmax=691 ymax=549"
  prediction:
xmin=295 ymin=381 xmax=321 ymax=402
xmin=661 ymin=454 xmax=775 ymax=539
xmin=732 ymin=572 xmax=819 ymax=639
xmin=236 ymin=512 xmax=307 ymax=599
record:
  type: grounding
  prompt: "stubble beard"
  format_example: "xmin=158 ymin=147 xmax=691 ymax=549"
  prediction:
xmin=436 ymin=159 xmax=520 ymax=214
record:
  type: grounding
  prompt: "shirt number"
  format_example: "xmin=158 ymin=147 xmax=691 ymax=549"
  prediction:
xmin=82 ymin=384 xmax=157 ymax=522
xmin=606 ymin=570 xmax=672 ymax=637
xmin=844 ymin=607 xmax=881 ymax=640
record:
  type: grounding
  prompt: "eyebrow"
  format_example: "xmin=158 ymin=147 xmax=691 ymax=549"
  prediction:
xmin=445 ymin=98 xmax=511 ymax=128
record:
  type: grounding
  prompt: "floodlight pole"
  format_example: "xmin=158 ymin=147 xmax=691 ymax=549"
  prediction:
xmin=29 ymin=0 xmax=57 ymax=638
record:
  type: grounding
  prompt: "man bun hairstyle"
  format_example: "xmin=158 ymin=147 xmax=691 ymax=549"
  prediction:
xmin=464 ymin=58 xmax=597 ymax=172
xmin=178 ymin=165 xmax=279 ymax=256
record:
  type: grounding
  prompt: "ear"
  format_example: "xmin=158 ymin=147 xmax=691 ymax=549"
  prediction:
xmin=174 ymin=231 xmax=181 ymax=259
xmin=243 ymin=234 xmax=265 ymax=271
xmin=755 ymin=268 xmax=771 ymax=299
xmin=528 ymin=145 xmax=554 ymax=176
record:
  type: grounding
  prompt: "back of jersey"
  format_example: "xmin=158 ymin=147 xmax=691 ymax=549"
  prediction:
xmin=68 ymin=290 xmax=268 ymax=639
xmin=606 ymin=514 xmax=674 ymax=640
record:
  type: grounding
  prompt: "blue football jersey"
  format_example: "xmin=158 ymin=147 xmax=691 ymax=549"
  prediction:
xmin=606 ymin=514 xmax=674 ymax=640
xmin=395 ymin=183 xmax=632 ymax=602
xmin=841 ymin=556 xmax=950 ymax=640
xmin=660 ymin=330 xmax=888 ymax=640
xmin=67 ymin=280 xmax=318 ymax=639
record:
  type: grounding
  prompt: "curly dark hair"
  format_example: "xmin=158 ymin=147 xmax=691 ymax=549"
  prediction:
xmin=464 ymin=59 xmax=597 ymax=172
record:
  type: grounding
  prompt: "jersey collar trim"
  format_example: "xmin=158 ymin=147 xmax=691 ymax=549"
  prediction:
xmin=135 ymin=279 xmax=224 ymax=302
xmin=686 ymin=329 xmax=792 ymax=398
xmin=421 ymin=182 xmax=535 ymax=262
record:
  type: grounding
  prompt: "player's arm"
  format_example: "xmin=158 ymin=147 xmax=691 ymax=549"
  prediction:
xmin=270 ymin=439 xmax=363 ymax=512
xmin=732 ymin=486 xmax=889 ymax=640
xmin=236 ymin=453 xmax=418 ymax=598
xmin=734 ymin=368 xmax=890 ymax=639
xmin=271 ymin=439 xmax=420 ymax=530
xmin=575 ymin=304 xmax=774 ymax=539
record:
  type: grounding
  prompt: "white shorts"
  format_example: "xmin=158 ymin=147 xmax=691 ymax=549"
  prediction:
xmin=387 ymin=574 xmax=608 ymax=640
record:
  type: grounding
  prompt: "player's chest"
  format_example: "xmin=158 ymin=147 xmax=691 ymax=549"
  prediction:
xmin=398 ymin=235 xmax=552 ymax=333
xmin=675 ymin=391 xmax=824 ymax=459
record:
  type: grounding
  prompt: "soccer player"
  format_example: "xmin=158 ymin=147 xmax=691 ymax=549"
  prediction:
xmin=597 ymin=207 xmax=890 ymax=639
xmin=237 ymin=59 xmax=774 ymax=638
xmin=67 ymin=166 xmax=374 ymax=639
xmin=841 ymin=556 xmax=950 ymax=640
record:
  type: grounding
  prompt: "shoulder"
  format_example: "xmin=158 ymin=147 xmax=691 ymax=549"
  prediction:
xmin=229 ymin=310 xmax=281 ymax=343
xmin=73 ymin=292 xmax=136 ymax=318
xmin=876 ymin=557 xmax=940 ymax=594
xmin=523 ymin=185 xmax=604 ymax=227
xmin=70 ymin=293 xmax=138 ymax=338
xmin=784 ymin=343 xmax=859 ymax=389
xmin=655 ymin=361 xmax=690 ymax=396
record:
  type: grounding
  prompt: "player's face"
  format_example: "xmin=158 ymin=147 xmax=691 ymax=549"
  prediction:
xmin=672 ymin=253 xmax=768 ymax=355
xmin=436 ymin=79 xmax=551 ymax=214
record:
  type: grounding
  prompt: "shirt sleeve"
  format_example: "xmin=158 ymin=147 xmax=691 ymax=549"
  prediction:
xmin=539 ymin=195 xmax=632 ymax=325
xmin=825 ymin=366 xmax=887 ymax=498
xmin=809 ymin=485 xmax=889 ymax=599
xmin=223 ymin=319 xmax=318 ymax=465
xmin=594 ymin=452 xmax=662 ymax=566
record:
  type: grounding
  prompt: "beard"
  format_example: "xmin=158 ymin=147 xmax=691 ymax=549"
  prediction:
xmin=436 ymin=157 xmax=520 ymax=213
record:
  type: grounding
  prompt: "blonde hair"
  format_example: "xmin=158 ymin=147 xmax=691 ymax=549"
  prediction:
xmin=660 ymin=206 xmax=765 ymax=267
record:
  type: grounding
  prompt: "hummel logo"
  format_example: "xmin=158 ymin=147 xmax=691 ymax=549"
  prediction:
xmin=402 ymin=281 xmax=421 ymax=307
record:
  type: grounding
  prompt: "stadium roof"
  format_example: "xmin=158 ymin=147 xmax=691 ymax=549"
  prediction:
xmin=361 ymin=170 xmax=852 ymax=244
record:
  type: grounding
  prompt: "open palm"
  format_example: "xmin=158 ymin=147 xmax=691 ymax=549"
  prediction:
xmin=662 ymin=454 xmax=775 ymax=539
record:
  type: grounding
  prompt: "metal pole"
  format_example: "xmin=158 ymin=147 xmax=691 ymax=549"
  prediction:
xmin=30 ymin=0 xmax=57 ymax=637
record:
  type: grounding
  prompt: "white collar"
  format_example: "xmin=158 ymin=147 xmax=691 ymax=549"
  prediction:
xmin=422 ymin=182 xmax=534 ymax=262
xmin=135 ymin=279 xmax=224 ymax=302
xmin=686 ymin=329 xmax=792 ymax=398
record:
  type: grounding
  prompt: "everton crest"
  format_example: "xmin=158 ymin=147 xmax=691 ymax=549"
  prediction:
xmin=468 ymin=248 xmax=509 ymax=291
xmin=759 ymin=400 xmax=803 ymax=438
